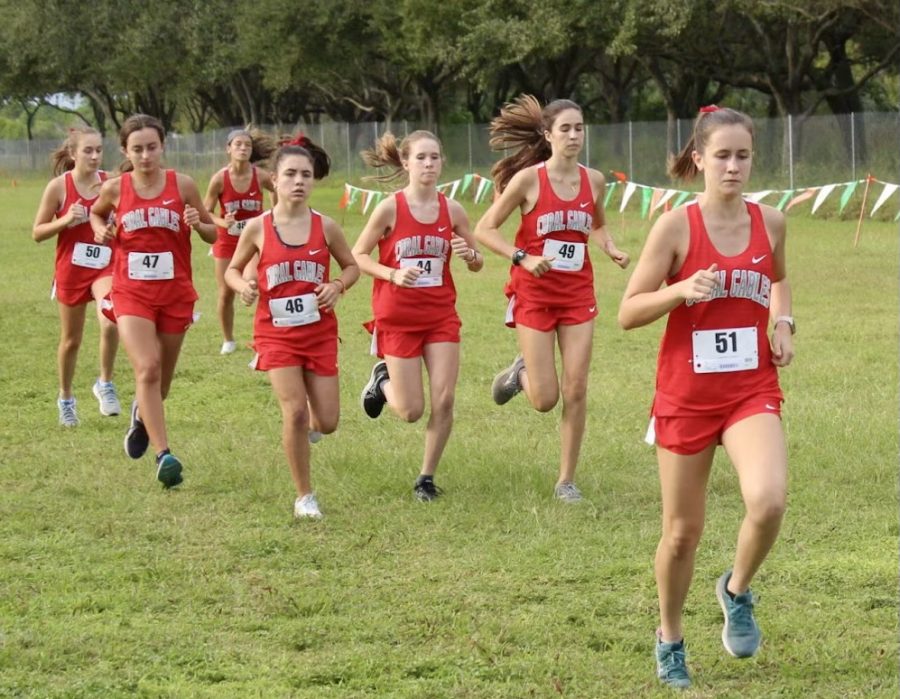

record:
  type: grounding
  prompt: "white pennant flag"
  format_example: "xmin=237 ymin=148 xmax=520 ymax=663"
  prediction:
xmin=652 ymin=189 xmax=678 ymax=211
xmin=811 ymin=184 xmax=837 ymax=214
xmin=746 ymin=190 xmax=773 ymax=203
xmin=619 ymin=182 xmax=637 ymax=213
xmin=870 ymin=183 xmax=899 ymax=216
xmin=362 ymin=190 xmax=376 ymax=214
xmin=475 ymin=177 xmax=490 ymax=203
xmin=448 ymin=179 xmax=460 ymax=200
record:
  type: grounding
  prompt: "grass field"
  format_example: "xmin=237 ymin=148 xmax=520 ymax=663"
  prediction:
xmin=0 ymin=177 xmax=897 ymax=698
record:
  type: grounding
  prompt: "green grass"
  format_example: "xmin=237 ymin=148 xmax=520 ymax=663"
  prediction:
xmin=0 ymin=179 xmax=897 ymax=698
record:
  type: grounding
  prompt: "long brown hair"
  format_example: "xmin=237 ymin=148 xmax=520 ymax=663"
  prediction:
xmin=118 ymin=114 xmax=166 ymax=173
xmin=489 ymin=95 xmax=582 ymax=193
xmin=360 ymin=130 xmax=442 ymax=183
xmin=668 ymin=107 xmax=755 ymax=181
xmin=50 ymin=127 xmax=101 ymax=176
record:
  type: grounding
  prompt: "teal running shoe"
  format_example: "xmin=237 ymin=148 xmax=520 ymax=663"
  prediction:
xmin=655 ymin=630 xmax=691 ymax=689
xmin=716 ymin=570 xmax=761 ymax=658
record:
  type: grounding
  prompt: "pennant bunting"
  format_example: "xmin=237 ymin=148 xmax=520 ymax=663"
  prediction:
xmin=811 ymin=184 xmax=837 ymax=215
xmin=746 ymin=190 xmax=772 ymax=203
xmin=786 ymin=188 xmax=816 ymax=211
xmin=640 ymin=187 xmax=653 ymax=219
xmin=838 ymin=181 xmax=858 ymax=213
xmin=775 ymin=190 xmax=795 ymax=211
xmin=673 ymin=190 xmax=693 ymax=208
xmin=870 ymin=183 xmax=899 ymax=216
xmin=604 ymin=181 xmax=617 ymax=208
xmin=619 ymin=182 xmax=638 ymax=213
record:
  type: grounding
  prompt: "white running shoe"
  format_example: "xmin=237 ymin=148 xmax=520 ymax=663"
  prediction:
xmin=554 ymin=481 xmax=584 ymax=503
xmin=220 ymin=340 xmax=237 ymax=355
xmin=491 ymin=355 xmax=525 ymax=405
xmin=294 ymin=493 xmax=323 ymax=519
xmin=58 ymin=397 xmax=79 ymax=427
xmin=308 ymin=430 xmax=323 ymax=444
xmin=92 ymin=380 xmax=121 ymax=416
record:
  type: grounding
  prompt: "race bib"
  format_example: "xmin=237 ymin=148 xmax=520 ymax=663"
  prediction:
xmin=269 ymin=293 xmax=320 ymax=327
xmin=72 ymin=242 xmax=111 ymax=269
xmin=227 ymin=219 xmax=247 ymax=237
xmin=127 ymin=251 xmax=174 ymax=280
xmin=400 ymin=257 xmax=444 ymax=288
xmin=692 ymin=327 xmax=758 ymax=373
xmin=542 ymin=239 xmax=585 ymax=271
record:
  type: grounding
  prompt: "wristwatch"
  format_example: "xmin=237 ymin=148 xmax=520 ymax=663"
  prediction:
xmin=511 ymin=248 xmax=527 ymax=266
xmin=774 ymin=315 xmax=796 ymax=334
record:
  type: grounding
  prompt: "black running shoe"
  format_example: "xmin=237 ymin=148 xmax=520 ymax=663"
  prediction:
xmin=413 ymin=475 xmax=444 ymax=502
xmin=124 ymin=400 xmax=150 ymax=459
xmin=156 ymin=452 xmax=183 ymax=488
xmin=360 ymin=361 xmax=389 ymax=418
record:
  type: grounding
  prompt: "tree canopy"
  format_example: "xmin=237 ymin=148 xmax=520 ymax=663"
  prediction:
xmin=0 ymin=0 xmax=896 ymax=135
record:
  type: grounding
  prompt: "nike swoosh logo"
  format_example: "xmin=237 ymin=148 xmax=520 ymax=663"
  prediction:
xmin=752 ymin=254 xmax=767 ymax=264
xmin=162 ymin=199 xmax=175 ymax=205
xmin=248 ymin=191 xmax=257 ymax=196
xmin=579 ymin=202 xmax=590 ymax=208
xmin=765 ymin=404 xmax=777 ymax=410
xmin=438 ymin=226 xmax=448 ymax=232
xmin=589 ymin=306 xmax=596 ymax=313
xmin=309 ymin=248 xmax=322 ymax=255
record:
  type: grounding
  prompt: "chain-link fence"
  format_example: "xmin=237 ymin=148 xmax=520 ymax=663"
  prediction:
xmin=3 ymin=112 xmax=898 ymax=188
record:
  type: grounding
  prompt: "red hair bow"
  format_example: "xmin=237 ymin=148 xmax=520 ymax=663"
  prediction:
xmin=699 ymin=105 xmax=720 ymax=114
xmin=282 ymin=132 xmax=310 ymax=147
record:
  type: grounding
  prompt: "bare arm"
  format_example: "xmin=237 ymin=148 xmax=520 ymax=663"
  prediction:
xmin=202 ymin=171 xmax=231 ymax=229
xmin=587 ymin=169 xmax=629 ymax=269
xmin=448 ymin=199 xmax=483 ymax=272
xmin=90 ymin=179 xmax=121 ymax=245
xmin=178 ymin=173 xmax=217 ymax=243
xmin=32 ymin=177 xmax=73 ymax=242
xmin=351 ymin=197 xmax=409 ymax=284
xmin=763 ymin=205 xmax=794 ymax=367
xmin=224 ymin=217 xmax=263 ymax=305
xmin=618 ymin=209 xmax=718 ymax=329
xmin=316 ymin=216 xmax=361 ymax=310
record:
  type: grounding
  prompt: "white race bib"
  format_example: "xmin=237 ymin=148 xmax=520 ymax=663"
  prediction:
xmin=127 ymin=251 xmax=174 ymax=280
xmin=227 ymin=219 xmax=247 ymax=237
xmin=542 ymin=239 xmax=585 ymax=271
xmin=72 ymin=242 xmax=111 ymax=269
xmin=269 ymin=293 xmax=320 ymax=327
xmin=692 ymin=327 xmax=758 ymax=373
xmin=400 ymin=257 xmax=444 ymax=288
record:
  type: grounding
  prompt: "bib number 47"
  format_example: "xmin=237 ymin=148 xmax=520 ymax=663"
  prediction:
xmin=142 ymin=254 xmax=160 ymax=269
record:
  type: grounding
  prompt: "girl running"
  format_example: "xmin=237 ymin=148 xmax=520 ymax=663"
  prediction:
xmin=32 ymin=127 xmax=120 ymax=426
xmin=353 ymin=131 xmax=482 ymax=501
xmin=225 ymin=137 xmax=358 ymax=519
xmin=618 ymin=106 xmax=794 ymax=689
xmin=475 ymin=95 xmax=629 ymax=502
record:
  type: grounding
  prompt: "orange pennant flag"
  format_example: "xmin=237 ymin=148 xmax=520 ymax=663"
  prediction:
xmin=785 ymin=188 xmax=816 ymax=211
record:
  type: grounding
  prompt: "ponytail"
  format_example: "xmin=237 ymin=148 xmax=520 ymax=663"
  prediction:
xmin=227 ymin=126 xmax=278 ymax=164
xmin=271 ymin=134 xmax=331 ymax=179
xmin=360 ymin=130 xmax=442 ymax=183
xmin=50 ymin=127 xmax=101 ymax=176
xmin=668 ymin=106 xmax=755 ymax=182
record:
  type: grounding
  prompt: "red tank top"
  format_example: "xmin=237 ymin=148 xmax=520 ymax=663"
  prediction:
xmin=253 ymin=210 xmax=336 ymax=346
xmin=506 ymin=162 xmax=595 ymax=306
xmin=216 ymin=166 xmax=264 ymax=238
xmin=54 ymin=170 xmax=113 ymax=288
xmin=654 ymin=201 xmax=781 ymax=413
xmin=113 ymin=170 xmax=197 ymax=305
xmin=371 ymin=191 xmax=458 ymax=331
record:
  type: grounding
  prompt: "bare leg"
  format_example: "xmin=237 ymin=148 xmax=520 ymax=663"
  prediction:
xmin=57 ymin=302 xmax=87 ymax=398
xmin=215 ymin=257 xmax=236 ymax=344
xmin=382 ymin=355 xmax=426 ymax=423
xmin=420 ymin=342 xmax=459 ymax=477
xmin=305 ymin=371 xmax=340 ymax=436
xmin=515 ymin=325 xmax=559 ymax=412
xmin=268 ymin=366 xmax=313 ymax=496
xmin=721 ymin=413 xmax=788 ymax=594
xmin=656 ymin=443 xmax=716 ymax=642
xmin=555 ymin=320 xmax=594 ymax=484
xmin=91 ymin=276 xmax=117 ymax=382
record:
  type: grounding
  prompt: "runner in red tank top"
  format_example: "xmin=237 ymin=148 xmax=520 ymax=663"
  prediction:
xmin=90 ymin=114 xmax=218 ymax=490
xmin=352 ymin=130 xmax=482 ymax=502
xmin=226 ymin=138 xmax=358 ymax=520
xmin=619 ymin=107 xmax=795 ymax=689
xmin=475 ymin=95 xmax=630 ymax=502
xmin=203 ymin=128 xmax=276 ymax=355
xmin=32 ymin=127 xmax=121 ymax=426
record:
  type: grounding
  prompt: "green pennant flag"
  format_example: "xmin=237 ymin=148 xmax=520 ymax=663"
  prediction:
xmin=460 ymin=173 xmax=474 ymax=196
xmin=895 ymin=209 xmax=900 ymax=221
xmin=838 ymin=181 xmax=859 ymax=214
xmin=640 ymin=187 xmax=652 ymax=218
xmin=775 ymin=190 xmax=794 ymax=211
xmin=604 ymin=182 xmax=617 ymax=207
xmin=348 ymin=187 xmax=361 ymax=206
xmin=673 ymin=190 xmax=693 ymax=208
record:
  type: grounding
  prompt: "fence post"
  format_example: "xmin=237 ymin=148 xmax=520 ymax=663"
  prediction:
xmin=467 ymin=122 xmax=473 ymax=173
xmin=628 ymin=121 xmax=634 ymax=180
xmin=585 ymin=125 xmax=590 ymax=168
xmin=787 ymin=114 xmax=794 ymax=190
xmin=346 ymin=122 xmax=352 ymax=182
xmin=850 ymin=112 xmax=856 ymax=182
